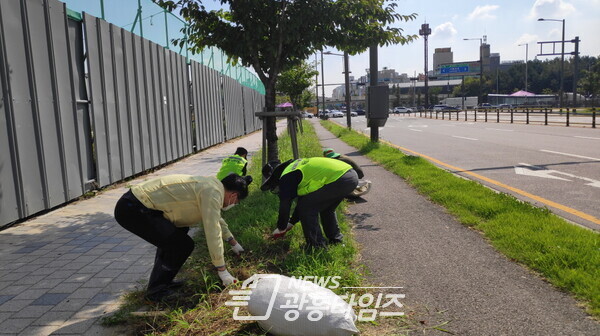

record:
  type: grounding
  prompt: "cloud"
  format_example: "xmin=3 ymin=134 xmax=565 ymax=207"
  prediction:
xmin=431 ymin=22 xmax=457 ymax=41
xmin=468 ymin=5 xmax=500 ymax=21
xmin=528 ymin=0 xmax=576 ymax=19
xmin=516 ymin=33 xmax=538 ymax=45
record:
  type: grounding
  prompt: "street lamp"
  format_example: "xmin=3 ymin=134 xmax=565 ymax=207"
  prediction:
xmin=518 ymin=43 xmax=529 ymax=91
xmin=538 ymin=18 xmax=565 ymax=107
xmin=464 ymin=37 xmax=483 ymax=105
xmin=323 ymin=51 xmax=352 ymax=129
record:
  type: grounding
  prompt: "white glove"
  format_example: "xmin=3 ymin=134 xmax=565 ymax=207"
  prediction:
xmin=218 ymin=269 xmax=238 ymax=285
xmin=272 ymin=222 xmax=295 ymax=239
xmin=231 ymin=242 xmax=244 ymax=255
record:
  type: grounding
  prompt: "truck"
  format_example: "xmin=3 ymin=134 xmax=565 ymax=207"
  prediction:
xmin=440 ymin=96 xmax=478 ymax=109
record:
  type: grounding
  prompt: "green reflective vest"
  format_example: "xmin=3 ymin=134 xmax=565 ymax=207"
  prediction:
xmin=216 ymin=155 xmax=247 ymax=180
xmin=281 ymin=157 xmax=351 ymax=196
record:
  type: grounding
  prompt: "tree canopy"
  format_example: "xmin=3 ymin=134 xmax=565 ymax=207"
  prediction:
xmin=156 ymin=0 xmax=417 ymax=160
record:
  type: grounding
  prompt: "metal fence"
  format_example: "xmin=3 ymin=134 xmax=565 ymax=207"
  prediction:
xmin=0 ymin=0 xmax=264 ymax=228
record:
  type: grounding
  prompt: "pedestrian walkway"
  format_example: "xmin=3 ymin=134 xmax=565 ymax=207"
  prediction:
xmin=313 ymin=119 xmax=600 ymax=335
xmin=0 ymin=123 xmax=281 ymax=335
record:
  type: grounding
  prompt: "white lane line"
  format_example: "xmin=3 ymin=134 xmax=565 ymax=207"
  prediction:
xmin=486 ymin=128 xmax=514 ymax=132
xmin=452 ymin=135 xmax=478 ymax=141
xmin=409 ymin=129 xmax=423 ymax=132
xmin=574 ymin=136 xmax=600 ymax=140
xmin=540 ymin=149 xmax=600 ymax=161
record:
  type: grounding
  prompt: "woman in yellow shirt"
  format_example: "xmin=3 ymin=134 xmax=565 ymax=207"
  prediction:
xmin=114 ymin=174 xmax=251 ymax=301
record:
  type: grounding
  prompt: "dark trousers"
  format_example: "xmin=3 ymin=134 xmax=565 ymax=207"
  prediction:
xmin=113 ymin=190 xmax=194 ymax=294
xmin=295 ymin=170 xmax=359 ymax=247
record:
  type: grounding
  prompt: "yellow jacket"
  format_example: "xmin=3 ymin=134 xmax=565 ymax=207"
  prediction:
xmin=131 ymin=175 xmax=233 ymax=267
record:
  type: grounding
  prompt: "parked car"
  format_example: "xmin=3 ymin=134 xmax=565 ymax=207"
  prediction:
xmin=393 ymin=106 xmax=413 ymax=113
xmin=301 ymin=111 xmax=313 ymax=118
xmin=498 ymin=104 xmax=513 ymax=109
xmin=477 ymin=103 xmax=494 ymax=109
xmin=329 ymin=110 xmax=345 ymax=118
xmin=355 ymin=109 xmax=366 ymax=116
xmin=443 ymin=106 xmax=461 ymax=111
xmin=433 ymin=104 xmax=450 ymax=111
xmin=350 ymin=110 xmax=358 ymax=117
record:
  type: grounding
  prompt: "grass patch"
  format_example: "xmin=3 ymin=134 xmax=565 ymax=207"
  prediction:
xmin=103 ymin=120 xmax=412 ymax=335
xmin=322 ymin=120 xmax=600 ymax=318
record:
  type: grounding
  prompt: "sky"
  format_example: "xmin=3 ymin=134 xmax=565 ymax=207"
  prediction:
xmin=322 ymin=0 xmax=600 ymax=95
xmin=64 ymin=0 xmax=600 ymax=96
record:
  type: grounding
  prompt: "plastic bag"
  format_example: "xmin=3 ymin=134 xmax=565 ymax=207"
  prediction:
xmin=245 ymin=274 xmax=359 ymax=336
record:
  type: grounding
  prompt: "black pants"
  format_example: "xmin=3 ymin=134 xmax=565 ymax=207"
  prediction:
xmin=295 ymin=169 xmax=359 ymax=247
xmin=114 ymin=190 xmax=194 ymax=294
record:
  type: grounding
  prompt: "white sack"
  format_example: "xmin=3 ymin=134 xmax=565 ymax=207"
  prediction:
xmin=246 ymin=274 xmax=359 ymax=336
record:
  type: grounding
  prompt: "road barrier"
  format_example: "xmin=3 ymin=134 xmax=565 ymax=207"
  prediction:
xmin=405 ymin=107 xmax=597 ymax=128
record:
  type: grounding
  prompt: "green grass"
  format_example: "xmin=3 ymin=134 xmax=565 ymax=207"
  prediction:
xmin=103 ymin=121 xmax=376 ymax=335
xmin=322 ymin=120 xmax=600 ymax=318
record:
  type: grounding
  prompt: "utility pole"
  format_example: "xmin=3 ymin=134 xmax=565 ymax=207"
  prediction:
xmin=369 ymin=45 xmax=378 ymax=142
xmin=321 ymin=50 xmax=326 ymax=113
xmin=344 ymin=51 xmax=352 ymax=129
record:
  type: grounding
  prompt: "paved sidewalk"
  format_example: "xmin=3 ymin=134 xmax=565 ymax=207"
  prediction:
xmin=313 ymin=119 xmax=599 ymax=335
xmin=0 ymin=124 xmax=280 ymax=335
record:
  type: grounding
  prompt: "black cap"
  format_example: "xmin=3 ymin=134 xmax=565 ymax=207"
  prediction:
xmin=260 ymin=159 xmax=293 ymax=191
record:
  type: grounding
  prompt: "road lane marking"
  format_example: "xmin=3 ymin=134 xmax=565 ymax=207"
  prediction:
xmin=375 ymin=140 xmax=600 ymax=226
xmin=574 ymin=136 xmax=600 ymax=140
xmin=514 ymin=163 xmax=571 ymax=181
xmin=515 ymin=163 xmax=600 ymax=187
xmin=452 ymin=136 xmax=478 ymax=141
xmin=409 ymin=129 xmax=423 ymax=132
xmin=540 ymin=149 xmax=600 ymax=162
xmin=486 ymin=128 xmax=514 ymax=132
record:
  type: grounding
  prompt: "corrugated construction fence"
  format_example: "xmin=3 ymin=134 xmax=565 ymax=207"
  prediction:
xmin=0 ymin=0 xmax=265 ymax=228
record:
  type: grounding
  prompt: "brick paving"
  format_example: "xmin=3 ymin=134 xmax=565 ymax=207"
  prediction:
xmin=0 ymin=123 xmax=282 ymax=335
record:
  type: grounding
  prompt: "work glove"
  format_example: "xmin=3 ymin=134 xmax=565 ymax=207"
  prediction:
xmin=272 ymin=222 xmax=295 ymax=239
xmin=231 ymin=242 xmax=244 ymax=255
xmin=218 ymin=269 xmax=238 ymax=285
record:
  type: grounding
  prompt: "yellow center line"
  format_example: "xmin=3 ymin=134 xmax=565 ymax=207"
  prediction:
xmin=347 ymin=123 xmax=600 ymax=226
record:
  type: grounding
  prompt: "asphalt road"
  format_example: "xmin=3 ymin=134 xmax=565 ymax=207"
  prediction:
xmin=330 ymin=115 xmax=600 ymax=231
xmin=313 ymin=119 xmax=600 ymax=335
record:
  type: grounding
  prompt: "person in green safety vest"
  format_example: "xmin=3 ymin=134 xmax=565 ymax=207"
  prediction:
xmin=260 ymin=157 xmax=359 ymax=248
xmin=217 ymin=147 xmax=249 ymax=181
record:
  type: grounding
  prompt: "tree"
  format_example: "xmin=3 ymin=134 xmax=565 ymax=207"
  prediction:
xmin=276 ymin=61 xmax=318 ymax=110
xmin=578 ymin=57 xmax=600 ymax=97
xmin=298 ymin=90 xmax=314 ymax=110
xmin=156 ymin=0 xmax=417 ymax=161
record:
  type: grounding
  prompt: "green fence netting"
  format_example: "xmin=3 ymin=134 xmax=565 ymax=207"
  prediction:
xmin=62 ymin=0 xmax=265 ymax=94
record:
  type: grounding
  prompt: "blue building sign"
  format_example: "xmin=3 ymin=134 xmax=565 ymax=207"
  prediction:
xmin=441 ymin=64 xmax=470 ymax=74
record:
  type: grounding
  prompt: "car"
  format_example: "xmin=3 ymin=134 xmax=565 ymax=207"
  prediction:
xmin=355 ymin=109 xmax=365 ymax=116
xmin=498 ymin=104 xmax=513 ymax=109
xmin=350 ymin=111 xmax=358 ymax=117
xmin=301 ymin=111 xmax=313 ymax=118
xmin=329 ymin=110 xmax=344 ymax=118
xmin=477 ymin=103 xmax=494 ymax=109
xmin=393 ymin=106 xmax=413 ymax=113
xmin=442 ymin=106 xmax=460 ymax=111
xmin=433 ymin=104 xmax=450 ymax=111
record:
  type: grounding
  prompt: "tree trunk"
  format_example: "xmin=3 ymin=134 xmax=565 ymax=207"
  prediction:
xmin=264 ymin=81 xmax=279 ymax=162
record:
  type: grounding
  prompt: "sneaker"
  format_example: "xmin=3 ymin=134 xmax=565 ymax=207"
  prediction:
xmin=167 ymin=279 xmax=186 ymax=289
xmin=145 ymin=288 xmax=183 ymax=302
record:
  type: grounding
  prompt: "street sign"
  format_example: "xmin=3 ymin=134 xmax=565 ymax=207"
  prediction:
xmin=441 ymin=64 xmax=470 ymax=74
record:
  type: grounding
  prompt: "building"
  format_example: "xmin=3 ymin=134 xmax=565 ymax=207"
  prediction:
xmin=433 ymin=48 xmax=453 ymax=73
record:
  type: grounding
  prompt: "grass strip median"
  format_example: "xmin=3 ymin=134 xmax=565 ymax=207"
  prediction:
xmin=102 ymin=121 xmax=373 ymax=335
xmin=322 ymin=120 xmax=600 ymax=318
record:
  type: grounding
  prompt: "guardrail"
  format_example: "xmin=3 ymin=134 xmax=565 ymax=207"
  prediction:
xmin=404 ymin=108 xmax=597 ymax=128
